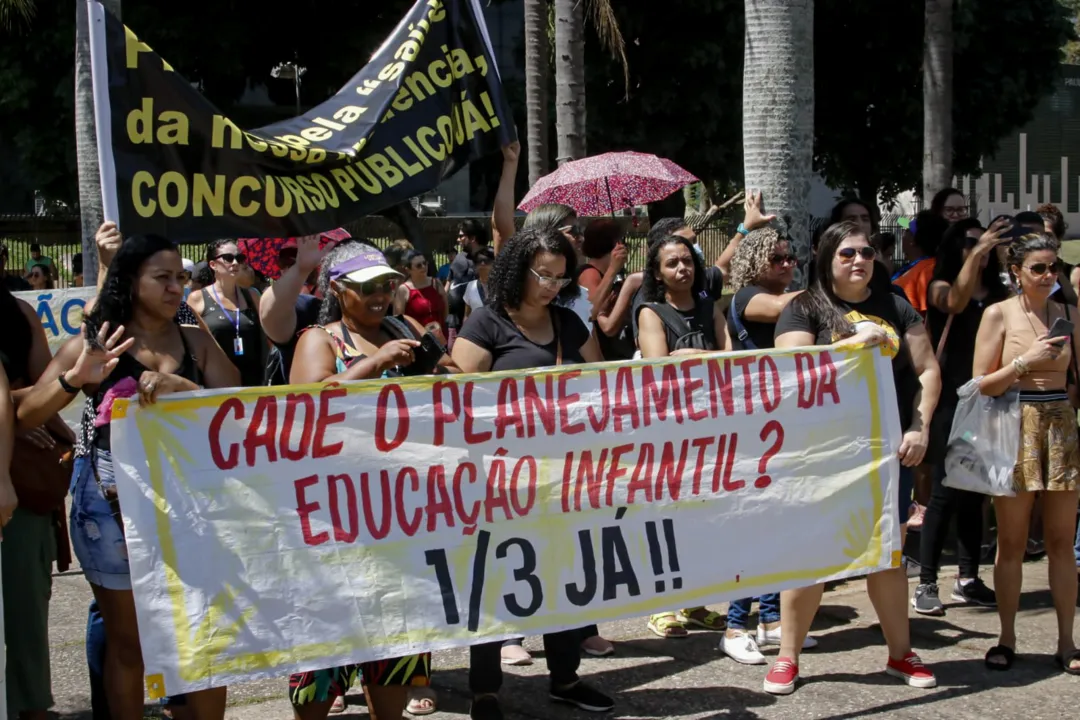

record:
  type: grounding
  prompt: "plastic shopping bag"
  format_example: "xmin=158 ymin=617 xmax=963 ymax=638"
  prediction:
xmin=943 ymin=379 xmax=1020 ymax=497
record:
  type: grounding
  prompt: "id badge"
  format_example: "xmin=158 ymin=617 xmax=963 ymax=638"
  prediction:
xmin=233 ymin=337 xmax=245 ymax=356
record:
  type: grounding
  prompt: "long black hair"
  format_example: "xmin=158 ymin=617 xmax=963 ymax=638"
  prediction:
xmin=788 ymin=221 xmax=870 ymax=340
xmin=933 ymin=218 xmax=1010 ymax=302
xmin=85 ymin=234 xmax=179 ymax=335
xmin=486 ymin=227 xmax=578 ymax=312
xmin=0 ymin=283 xmax=32 ymax=384
xmin=929 ymin=188 xmax=964 ymax=216
xmin=642 ymin=234 xmax=706 ymax=303
xmin=829 ymin=197 xmax=875 ymax=231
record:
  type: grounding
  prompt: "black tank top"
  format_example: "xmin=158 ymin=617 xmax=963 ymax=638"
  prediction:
xmin=200 ymin=286 xmax=264 ymax=387
xmin=92 ymin=327 xmax=201 ymax=452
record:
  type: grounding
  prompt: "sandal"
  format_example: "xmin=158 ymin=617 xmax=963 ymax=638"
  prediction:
xmin=984 ymin=644 xmax=1016 ymax=671
xmin=677 ymin=607 xmax=726 ymax=631
xmin=1054 ymin=649 xmax=1080 ymax=675
xmin=647 ymin=612 xmax=688 ymax=638
xmin=407 ymin=687 xmax=438 ymax=716
xmin=581 ymin=635 xmax=615 ymax=657
xmin=329 ymin=694 xmax=347 ymax=714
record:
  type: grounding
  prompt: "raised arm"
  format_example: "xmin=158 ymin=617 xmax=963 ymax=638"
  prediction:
xmin=929 ymin=219 xmax=1010 ymax=314
xmin=716 ymin=190 xmax=776 ymax=278
xmin=491 ymin=142 xmax=521 ymax=255
xmin=260 ymin=236 xmax=323 ymax=345
xmin=596 ymin=271 xmax=642 ymax=337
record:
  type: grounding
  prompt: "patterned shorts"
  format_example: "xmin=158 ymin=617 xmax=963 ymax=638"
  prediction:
xmin=1013 ymin=398 xmax=1080 ymax=493
xmin=289 ymin=653 xmax=431 ymax=705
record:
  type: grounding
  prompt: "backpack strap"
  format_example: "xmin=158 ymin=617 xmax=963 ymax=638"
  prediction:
xmin=728 ymin=291 xmax=757 ymax=350
xmin=644 ymin=302 xmax=695 ymax=342
xmin=382 ymin=315 xmax=417 ymax=341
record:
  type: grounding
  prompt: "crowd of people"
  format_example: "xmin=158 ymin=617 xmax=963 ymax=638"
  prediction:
xmin=2 ymin=143 xmax=1080 ymax=719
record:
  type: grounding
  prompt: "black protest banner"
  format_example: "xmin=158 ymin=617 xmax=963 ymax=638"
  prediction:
xmin=87 ymin=0 xmax=514 ymax=240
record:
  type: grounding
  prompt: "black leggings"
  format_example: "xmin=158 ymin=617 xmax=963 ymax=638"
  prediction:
xmin=919 ymin=463 xmax=985 ymax=584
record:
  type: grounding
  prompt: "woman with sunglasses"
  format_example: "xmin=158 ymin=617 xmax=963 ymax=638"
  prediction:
xmin=973 ymin=232 xmax=1080 ymax=674
xmin=186 ymin=240 xmax=266 ymax=387
xmin=451 ymin=227 xmax=614 ymax=719
xmin=715 ymin=227 xmax=817 ymax=662
xmin=768 ymin=221 xmax=941 ymax=695
xmin=911 ymin=218 xmax=1012 ymax=617
xmin=288 ymin=240 xmax=452 ymax=720
xmin=394 ymin=249 xmax=448 ymax=343
xmin=27 ymin=264 xmax=54 ymax=291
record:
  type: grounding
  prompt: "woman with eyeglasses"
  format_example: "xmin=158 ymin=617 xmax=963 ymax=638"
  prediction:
xmin=451 ymin=227 xmax=614 ymax=719
xmin=911 ymin=218 xmax=1012 ymax=617
xmin=186 ymin=240 xmax=266 ymax=387
xmin=972 ymin=232 xmax=1080 ymax=674
xmin=767 ymin=221 xmax=941 ymax=695
xmin=288 ymin=240 xmax=453 ymax=720
xmin=520 ymin=203 xmax=594 ymax=331
xmin=394 ymin=249 xmax=448 ymax=343
xmin=930 ymin=188 xmax=969 ymax=224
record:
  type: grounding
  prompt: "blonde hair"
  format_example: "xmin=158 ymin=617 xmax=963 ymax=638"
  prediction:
xmin=729 ymin=227 xmax=784 ymax=291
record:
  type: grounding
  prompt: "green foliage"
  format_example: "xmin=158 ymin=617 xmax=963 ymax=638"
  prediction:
xmin=813 ymin=0 xmax=1075 ymax=202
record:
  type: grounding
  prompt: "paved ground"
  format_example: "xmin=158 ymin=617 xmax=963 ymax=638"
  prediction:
xmin=44 ymin=554 xmax=1079 ymax=720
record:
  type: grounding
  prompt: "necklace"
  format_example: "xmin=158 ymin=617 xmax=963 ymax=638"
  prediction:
xmin=1019 ymin=295 xmax=1050 ymax=339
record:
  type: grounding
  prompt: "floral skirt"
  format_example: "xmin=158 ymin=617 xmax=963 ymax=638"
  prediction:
xmin=1013 ymin=397 xmax=1080 ymax=493
xmin=289 ymin=653 xmax=431 ymax=705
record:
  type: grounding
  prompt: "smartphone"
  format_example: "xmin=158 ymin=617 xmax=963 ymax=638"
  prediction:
xmin=402 ymin=332 xmax=446 ymax=376
xmin=1047 ymin=317 xmax=1074 ymax=345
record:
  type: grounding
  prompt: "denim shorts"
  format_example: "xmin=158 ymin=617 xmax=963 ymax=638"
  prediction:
xmin=69 ymin=449 xmax=132 ymax=590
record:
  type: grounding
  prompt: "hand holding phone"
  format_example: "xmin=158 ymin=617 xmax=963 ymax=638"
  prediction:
xmin=1046 ymin=317 xmax=1074 ymax=346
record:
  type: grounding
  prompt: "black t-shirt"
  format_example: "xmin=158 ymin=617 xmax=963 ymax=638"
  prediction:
xmin=926 ymin=296 xmax=990 ymax=400
xmin=457 ymin=305 xmax=590 ymax=371
xmin=729 ymin=286 xmax=776 ymax=350
xmin=775 ymin=291 xmax=924 ymax=429
xmin=630 ymin=265 xmax=724 ymax=341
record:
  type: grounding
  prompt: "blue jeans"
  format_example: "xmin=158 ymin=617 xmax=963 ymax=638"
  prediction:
xmin=726 ymin=594 xmax=780 ymax=630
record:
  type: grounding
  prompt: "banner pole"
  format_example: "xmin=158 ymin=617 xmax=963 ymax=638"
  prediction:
xmin=86 ymin=0 xmax=119 ymax=224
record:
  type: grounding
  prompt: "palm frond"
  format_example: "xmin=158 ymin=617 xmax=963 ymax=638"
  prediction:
xmin=0 ymin=0 xmax=35 ymax=31
xmin=587 ymin=0 xmax=630 ymax=99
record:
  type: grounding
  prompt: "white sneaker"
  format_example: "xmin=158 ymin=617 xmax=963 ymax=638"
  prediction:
xmin=719 ymin=630 xmax=767 ymax=665
xmin=756 ymin=625 xmax=818 ymax=649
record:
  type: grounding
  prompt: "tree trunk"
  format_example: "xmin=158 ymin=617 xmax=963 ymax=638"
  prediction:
xmin=75 ymin=0 xmax=122 ymax=286
xmin=554 ymin=0 xmax=585 ymax=165
xmin=923 ymin=0 xmax=953 ymax=205
xmin=524 ymin=0 xmax=550 ymax=186
xmin=743 ymin=0 xmax=815 ymax=288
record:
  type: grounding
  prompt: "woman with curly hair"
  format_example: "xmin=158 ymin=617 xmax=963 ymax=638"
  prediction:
xmin=17 ymin=234 xmax=239 ymax=719
xmin=636 ymin=233 xmax=730 ymax=640
xmin=452 ymin=227 xmax=614 ymax=719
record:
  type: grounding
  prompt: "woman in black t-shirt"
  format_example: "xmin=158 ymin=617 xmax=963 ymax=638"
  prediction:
xmin=769 ymin=221 xmax=941 ymax=696
xmin=913 ymin=218 xmax=1012 ymax=616
xmin=635 ymin=234 xmax=730 ymax=639
xmin=452 ymin=228 xmax=613 ymax=719
xmin=727 ymin=227 xmax=801 ymax=351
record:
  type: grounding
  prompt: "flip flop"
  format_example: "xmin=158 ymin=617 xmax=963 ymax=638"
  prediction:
xmin=1053 ymin=650 xmax=1080 ymax=675
xmin=984 ymin=644 xmax=1016 ymax=671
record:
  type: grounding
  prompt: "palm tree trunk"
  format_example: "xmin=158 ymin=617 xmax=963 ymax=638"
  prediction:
xmin=554 ymin=0 xmax=585 ymax=165
xmin=923 ymin=0 xmax=953 ymax=205
xmin=525 ymin=0 xmax=550 ymax=186
xmin=75 ymin=0 xmax=122 ymax=285
xmin=743 ymin=0 xmax=815 ymax=288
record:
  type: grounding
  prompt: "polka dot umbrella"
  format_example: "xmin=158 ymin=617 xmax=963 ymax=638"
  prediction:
xmin=239 ymin=228 xmax=352 ymax=280
xmin=517 ymin=151 xmax=699 ymax=216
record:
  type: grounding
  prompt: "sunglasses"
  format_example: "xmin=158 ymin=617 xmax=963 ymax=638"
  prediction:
xmin=558 ymin=224 xmax=584 ymax=239
xmin=769 ymin=253 xmax=798 ymax=266
xmin=837 ymin=246 xmax=877 ymax=261
xmin=342 ymin=278 xmax=398 ymax=295
xmin=1024 ymin=261 xmax=1059 ymax=276
xmin=530 ymin=268 xmax=572 ymax=289
xmin=213 ymin=252 xmax=247 ymax=265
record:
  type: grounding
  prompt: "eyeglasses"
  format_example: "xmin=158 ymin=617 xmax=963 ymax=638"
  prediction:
xmin=943 ymin=206 xmax=969 ymax=217
xmin=1024 ymin=261 xmax=1059 ymax=276
xmin=769 ymin=253 xmax=798 ymax=266
xmin=837 ymin=246 xmax=877 ymax=262
xmin=213 ymin=252 xmax=247 ymax=265
xmin=558 ymin=224 xmax=584 ymax=239
xmin=530 ymin=268 xmax=572 ymax=289
xmin=342 ymin=278 xmax=398 ymax=295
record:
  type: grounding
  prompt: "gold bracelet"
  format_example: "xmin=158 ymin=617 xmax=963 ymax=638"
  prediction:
xmin=1012 ymin=356 xmax=1029 ymax=377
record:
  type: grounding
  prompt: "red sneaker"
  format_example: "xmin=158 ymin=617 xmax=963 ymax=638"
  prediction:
xmin=763 ymin=657 xmax=799 ymax=695
xmin=885 ymin=652 xmax=937 ymax=688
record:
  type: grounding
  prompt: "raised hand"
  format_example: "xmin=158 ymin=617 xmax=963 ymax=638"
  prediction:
xmin=66 ymin=322 xmax=136 ymax=388
xmin=744 ymin=190 xmax=777 ymax=232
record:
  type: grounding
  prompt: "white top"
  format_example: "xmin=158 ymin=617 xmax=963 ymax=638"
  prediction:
xmin=463 ymin=280 xmax=485 ymax=311
xmin=559 ymin=285 xmax=593 ymax=334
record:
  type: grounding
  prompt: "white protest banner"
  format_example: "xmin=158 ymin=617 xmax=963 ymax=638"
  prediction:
xmin=14 ymin=287 xmax=97 ymax=353
xmin=111 ymin=346 xmax=903 ymax=697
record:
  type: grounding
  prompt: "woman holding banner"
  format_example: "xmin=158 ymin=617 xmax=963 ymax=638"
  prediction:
xmin=452 ymin=227 xmax=615 ymax=718
xmin=769 ymin=221 xmax=941 ymax=695
xmin=17 ymin=235 xmax=240 ymax=720
xmin=289 ymin=239 xmax=451 ymax=719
